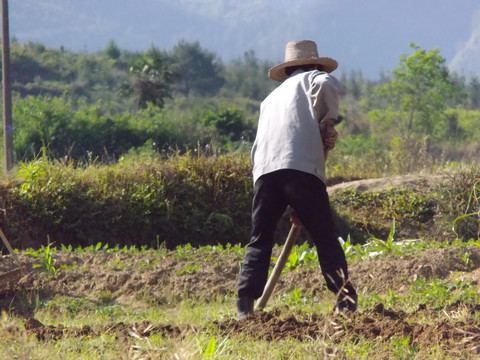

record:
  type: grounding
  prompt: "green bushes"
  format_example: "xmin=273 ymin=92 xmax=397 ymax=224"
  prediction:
xmin=2 ymin=152 xmax=253 ymax=249
xmin=0 ymin=153 xmax=477 ymax=251
xmin=12 ymin=96 xmax=142 ymax=161
xmin=11 ymin=95 xmax=253 ymax=162
xmin=331 ymin=188 xmax=437 ymax=243
xmin=436 ymin=168 xmax=480 ymax=241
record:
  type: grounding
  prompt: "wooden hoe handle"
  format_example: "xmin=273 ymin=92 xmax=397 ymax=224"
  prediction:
xmin=0 ymin=226 xmax=20 ymax=265
xmin=256 ymin=224 xmax=301 ymax=310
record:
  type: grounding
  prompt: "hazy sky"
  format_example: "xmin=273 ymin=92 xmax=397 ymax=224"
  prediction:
xmin=9 ymin=0 xmax=480 ymax=79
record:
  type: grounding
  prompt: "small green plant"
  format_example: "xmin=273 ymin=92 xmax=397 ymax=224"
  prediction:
xmin=276 ymin=242 xmax=318 ymax=273
xmin=409 ymin=278 xmax=479 ymax=308
xmin=282 ymin=286 xmax=309 ymax=306
xmin=366 ymin=218 xmax=397 ymax=256
xmin=98 ymin=290 xmax=113 ymax=305
xmin=460 ymin=251 xmax=472 ymax=268
xmin=340 ymin=234 xmax=354 ymax=258
xmin=202 ymin=335 xmax=229 ymax=359
xmin=26 ymin=243 xmax=58 ymax=276
xmin=138 ymin=259 xmax=158 ymax=270
xmin=391 ymin=335 xmax=417 ymax=358
xmin=453 ymin=177 xmax=480 ymax=240
xmin=203 ymin=335 xmax=216 ymax=359
xmin=175 ymin=263 xmax=200 ymax=275
xmin=339 ymin=234 xmax=367 ymax=261
xmin=109 ymin=257 xmax=126 ymax=268
xmin=468 ymin=238 xmax=480 ymax=248
xmin=60 ymin=243 xmax=73 ymax=251
xmin=174 ymin=243 xmax=195 ymax=259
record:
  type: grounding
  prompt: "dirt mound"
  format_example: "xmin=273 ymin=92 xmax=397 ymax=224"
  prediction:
xmin=328 ymin=174 xmax=447 ymax=194
xmin=216 ymin=302 xmax=480 ymax=352
xmin=23 ymin=317 xmax=184 ymax=343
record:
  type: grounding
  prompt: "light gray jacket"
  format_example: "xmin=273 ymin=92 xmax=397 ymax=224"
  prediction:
xmin=251 ymin=69 xmax=342 ymax=184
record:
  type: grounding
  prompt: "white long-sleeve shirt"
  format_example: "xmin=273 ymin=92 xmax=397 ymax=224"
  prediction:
xmin=251 ymin=69 xmax=342 ymax=184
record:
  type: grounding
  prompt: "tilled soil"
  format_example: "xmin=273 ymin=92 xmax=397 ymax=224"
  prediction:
xmin=14 ymin=300 xmax=480 ymax=357
xmin=1 ymin=244 xmax=480 ymax=357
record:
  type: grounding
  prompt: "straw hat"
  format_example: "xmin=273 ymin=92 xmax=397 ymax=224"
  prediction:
xmin=268 ymin=40 xmax=338 ymax=82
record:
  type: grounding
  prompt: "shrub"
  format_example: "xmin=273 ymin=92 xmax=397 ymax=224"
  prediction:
xmin=436 ymin=167 xmax=480 ymax=241
xmin=1 ymin=152 xmax=254 ymax=249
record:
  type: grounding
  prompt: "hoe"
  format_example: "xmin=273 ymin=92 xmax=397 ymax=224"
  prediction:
xmin=0 ymin=227 xmax=23 ymax=287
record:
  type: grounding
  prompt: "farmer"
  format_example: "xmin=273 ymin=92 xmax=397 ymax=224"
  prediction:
xmin=236 ymin=40 xmax=357 ymax=319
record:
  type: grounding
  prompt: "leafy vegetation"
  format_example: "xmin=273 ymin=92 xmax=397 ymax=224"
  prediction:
xmin=0 ymin=39 xmax=478 ymax=169
xmin=3 ymin=151 xmax=254 ymax=249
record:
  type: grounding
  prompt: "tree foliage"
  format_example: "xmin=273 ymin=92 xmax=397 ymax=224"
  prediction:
xmin=2 ymin=39 xmax=480 ymax=169
xmin=119 ymin=46 xmax=173 ymax=109
xmin=168 ymin=40 xmax=224 ymax=96
xmin=375 ymin=42 xmax=459 ymax=136
xmin=222 ymin=50 xmax=275 ymax=101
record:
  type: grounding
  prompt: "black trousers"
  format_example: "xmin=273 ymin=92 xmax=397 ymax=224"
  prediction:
xmin=237 ymin=169 xmax=354 ymax=299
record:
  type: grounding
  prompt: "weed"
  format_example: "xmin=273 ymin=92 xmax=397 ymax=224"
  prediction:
xmin=410 ymin=278 xmax=479 ymax=308
xmin=16 ymin=156 xmax=49 ymax=196
xmin=282 ymin=286 xmax=309 ymax=307
xmin=460 ymin=251 xmax=472 ymax=269
xmin=65 ymin=298 xmax=85 ymax=318
xmin=203 ymin=335 xmax=217 ymax=359
xmin=95 ymin=304 xmax=123 ymax=318
xmin=453 ymin=177 xmax=480 ymax=240
xmin=98 ymin=290 xmax=113 ymax=305
xmin=385 ymin=289 xmax=401 ymax=307
xmin=390 ymin=335 xmax=417 ymax=358
xmin=175 ymin=263 xmax=200 ymax=275
xmin=367 ymin=218 xmax=397 ymax=256
xmin=273 ymin=242 xmax=318 ymax=273
xmin=25 ymin=243 xmax=58 ymax=276
xmin=202 ymin=335 xmax=229 ymax=359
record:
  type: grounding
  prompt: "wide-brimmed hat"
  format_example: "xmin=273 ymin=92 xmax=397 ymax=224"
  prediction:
xmin=268 ymin=40 xmax=338 ymax=82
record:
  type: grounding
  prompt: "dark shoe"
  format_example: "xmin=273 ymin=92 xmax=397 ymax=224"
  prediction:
xmin=236 ymin=297 xmax=254 ymax=320
xmin=334 ymin=290 xmax=358 ymax=314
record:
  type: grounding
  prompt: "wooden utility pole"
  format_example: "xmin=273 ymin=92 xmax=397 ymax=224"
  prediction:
xmin=1 ymin=0 xmax=13 ymax=171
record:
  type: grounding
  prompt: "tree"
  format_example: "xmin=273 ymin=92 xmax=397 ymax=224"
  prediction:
xmin=375 ymin=43 xmax=459 ymax=136
xmin=340 ymin=70 xmax=364 ymax=100
xmin=12 ymin=95 xmax=73 ymax=160
xmin=169 ymin=40 xmax=224 ymax=96
xmin=121 ymin=46 xmax=173 ymax=109
xmin=223 ymin=50 xmax=274 ymax=101
xmin=466 ymin=76 xmax=480 ymax=110
xmin=104 ymin=40 xmax=121 ymax=60
xmin=202 ymin=107 xmax=246 ymax=142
